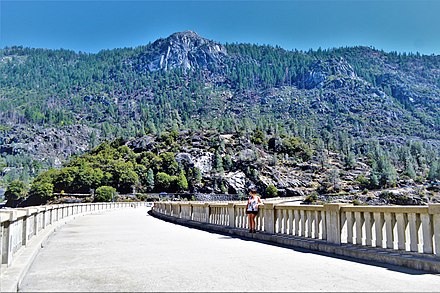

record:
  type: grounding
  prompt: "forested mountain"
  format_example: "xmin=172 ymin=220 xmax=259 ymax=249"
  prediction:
xmin=1 ymin=31 xmax=439 ymax=204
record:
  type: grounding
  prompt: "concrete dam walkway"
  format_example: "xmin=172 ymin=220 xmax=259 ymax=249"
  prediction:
xmin=19 ymin=206 xmax=440 ymax=292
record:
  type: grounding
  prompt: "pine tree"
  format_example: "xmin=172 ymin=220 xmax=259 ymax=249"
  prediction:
xmin=214 ymin=151 xmax=224 ymax=174
xmin=146 ymin=168 xmax=155 ymax=191
xmin=344 ymin=152 xmax=356 ymax=170
xmin=428 ymin=160 xmax=440 ymax=181
xmin=177 ymin=169 xmax=188 ymax=192
xmin=404 ymin=158 xmax=416 ymax=179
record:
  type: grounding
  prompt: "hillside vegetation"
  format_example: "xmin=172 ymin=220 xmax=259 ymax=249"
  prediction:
xmin=5 ymin=129 xmax=440 ymax=207
xmin=1 ymin=31 xmax=439 ymax=205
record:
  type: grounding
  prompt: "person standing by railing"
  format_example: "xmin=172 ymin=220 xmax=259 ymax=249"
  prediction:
xmin=246 ymin=186 xmax=262 ymax=233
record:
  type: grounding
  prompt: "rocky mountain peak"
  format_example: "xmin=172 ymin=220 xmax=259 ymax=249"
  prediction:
xmin=142 ymin=30 xmax=228 ymax=71
xmin=168 ymin=30 xmax=205 ymax=44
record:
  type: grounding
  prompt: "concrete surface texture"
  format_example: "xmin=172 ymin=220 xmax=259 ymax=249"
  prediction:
xmin=19 ymin=207 xmax=440 ymax=292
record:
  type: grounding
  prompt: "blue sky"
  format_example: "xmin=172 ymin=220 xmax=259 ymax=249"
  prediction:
xmin=1 ymin=0 xmax=440 ymax=55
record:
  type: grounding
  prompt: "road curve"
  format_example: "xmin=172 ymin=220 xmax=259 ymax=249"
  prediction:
xmin=19 ymin=206 xmax=440 ymax=292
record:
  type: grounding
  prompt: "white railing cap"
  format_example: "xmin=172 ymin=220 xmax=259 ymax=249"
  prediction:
xmin=0 ymin=211 xmax=12 ymax=223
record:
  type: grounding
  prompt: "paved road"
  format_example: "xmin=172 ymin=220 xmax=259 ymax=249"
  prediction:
xmin=20 ymin=207 xmax=440 ymax=292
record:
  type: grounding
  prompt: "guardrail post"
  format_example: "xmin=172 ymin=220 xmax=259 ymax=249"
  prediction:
xmin=263 ymin=203 xmax=275 ymax=234
xmin=428 ymin=204 xmax=440 ymax=255
xmin=324 ymin=203 xmax=348 ymax=245
xmin=228 ymin=203 xmax=235 ymax=228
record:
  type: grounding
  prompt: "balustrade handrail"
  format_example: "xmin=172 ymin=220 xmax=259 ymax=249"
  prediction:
xmin=0 ymin=202 xmax=148 ymax=267
xmin=152 ymin=201 xmax=440 ymax=258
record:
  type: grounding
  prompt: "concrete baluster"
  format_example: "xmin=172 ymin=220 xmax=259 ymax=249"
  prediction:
xmin=212 ymin=207 xmax=215 ymax=224
xmin=218 ymin=206 xmax=222 ymax=225
xmin=300 ymin=210 xmax=306 ymax=237
xmin=228 ymin=203 xmax=235 ymax=228
xmin=287 ymin=209 xmax=293 ymax=235
xmin=215 ymin=207 xmax=223 ymax=225
xmin=40 ymin=207 xmax=46 ymax=230
xmin=237 ymin=206 xmax=242 ymax=228
xmin=257 ymin=207 xmax=263 ymax=231
xmin=307 ymin=210 xmax=313 ymax=238
xmin=283 ymin=209 xmax=288 ymax=234
xmin=374 ymin=212 xmax=384 ymax=248
xmin=49 ymin=206 xmax=54 ymax=225
xmin=408 ymin=213 xmax=419 ymax=252
xmin=190 ymin=204 xmax=194 ymax=220
xmin=34 ymin=210 xmax=40 ymax=236
xmin=346 ymin=212 xmax=354 ymax=244
xmin=294 ymin=210 xmax=300 ymax=236
xmin=364 ymin=212 xmax=373 ymax=246
xmin=428 ymin=204 xmax=440 ymax=255
xmin=2 ymin=211 xmax=15 ymax=266
xmin=314 ymin=210 xmax=320 ymax=239
xmin=384 ymin=212 xmax=395 ymax=249
xmin=321 ymin=210 xmax=327 ymax=240
xmin=204 ymin=203 xmax=210 ymax=223
xmin=47 ymin=206 xmax=53 ymax=226
xmin=167 ymin=203 xmax=172 ymax=216
xmin=396 ymin=213 xmax=407 ymax=250
xmin=189 ymin=204 xmax=194 ymax=221
xmin=22 ymin=209 xmax=31 ymax=246
xmin=355 ymin=212 xmax=364 ymax=245
xmin=263 ymin=203 xmax=275 ymax=234
xmin=275 ymin=209 xmax=282 ymax=233
xmin=223 ymin=206 xmax=227 ymax=226
xmin=186 ymin=204 xmax=192 ymax=220
xmin=0 ymin=216 xmax=4 ymax=265
xmin=420 ymin=213 xmax=433 ymax=254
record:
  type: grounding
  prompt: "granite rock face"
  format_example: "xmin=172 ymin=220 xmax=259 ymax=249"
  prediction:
xmin=139 ymin=31 xmax=228 ymax=72
xmin=1 ymin=124 xmax=100 ymax=168
xmin=304 ymin=57 xmax=358 ymax=89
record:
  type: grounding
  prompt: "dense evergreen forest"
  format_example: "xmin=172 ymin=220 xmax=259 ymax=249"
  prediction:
xmin=1 ymin=31 xmax=439 ymax=205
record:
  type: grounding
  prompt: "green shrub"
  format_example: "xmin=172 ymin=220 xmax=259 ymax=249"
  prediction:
xmin=352 ymin=199 xmax=362 ymax=206
xmin=29 ymin=181 xmax=54 ymax=200
xmin=136 ymin=193 xmax=148 ymax=201
xmin=304 ymin=192 xmax=318 ymax=204
xmin=356 ymin=174 xmax=370 ymax=188
xmin=265 ymin=184 xmax=278 ymax=198
xmin=155 ymin=172 xmax=172 ymax=191
xmin=5 ymin=180 xmax=28 ymax=202
xmin=95 ymin=186 xmax=116 ymax=202
xmin=279 ymin=136 xmax=313 ymax=161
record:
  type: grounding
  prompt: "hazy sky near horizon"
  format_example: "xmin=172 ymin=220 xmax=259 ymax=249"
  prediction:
xmin=1 ymin=0 xmax=440 ymax=55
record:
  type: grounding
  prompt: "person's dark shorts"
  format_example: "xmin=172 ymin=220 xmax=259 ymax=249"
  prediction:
xmin=246 ymin=211 xmax=258 ymax=215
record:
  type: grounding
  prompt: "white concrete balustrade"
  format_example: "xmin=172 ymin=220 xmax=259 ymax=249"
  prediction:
xmin=153 ymin=201 xmax=440 ymax=256
xmin=0 ymin=202 xmax=147 ymax=267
